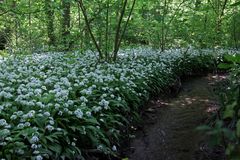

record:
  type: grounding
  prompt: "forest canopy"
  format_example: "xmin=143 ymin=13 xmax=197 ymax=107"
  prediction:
xmin=1 ymin=0 xmax=240 ymax=58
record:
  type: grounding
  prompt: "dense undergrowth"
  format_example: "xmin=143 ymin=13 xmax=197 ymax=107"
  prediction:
xmin=203 ymin=54 xmax=240 ymax=160
xmin=0 ymin=47 xmax=237 ymax=159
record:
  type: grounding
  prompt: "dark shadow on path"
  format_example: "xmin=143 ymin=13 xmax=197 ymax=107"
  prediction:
xmin=126 ymin=74 xmax=226 ymax=160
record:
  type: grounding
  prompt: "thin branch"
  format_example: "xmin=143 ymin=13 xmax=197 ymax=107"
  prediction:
xmin=164 ymin=0 xmax=187 ymax=43
xmin=112 ymin=0 xmax=128 ymax=61
xmin=166 ymin=0 xmax=187 ymax=27
xmin=208 ymin=0 xmax=218 ymax=15
xmin=78 ymin=0 xmax=103 ymax=59
xmin=105 ymin=0 xmax=110 ymax=60
xmin=0 ymin=10 xmax=9 ymax=16
xmin=117 ymin=0 xmax=136 ymax=50
xmin=220 ymin=0 xmax=228 ymax=18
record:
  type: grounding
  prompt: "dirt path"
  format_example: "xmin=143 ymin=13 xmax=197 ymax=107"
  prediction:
xmin=126 ymin=75 xmax=225 ymax=160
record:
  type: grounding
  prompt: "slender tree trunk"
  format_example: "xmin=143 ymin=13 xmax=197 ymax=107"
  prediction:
xmin=78 ymin=0 xmax=135 ymax=61
xmin=15 ymin=20 xmax=18 ymax=48
xmin=105 ymin=0 xmax=110 ymax=61
xmin=112 ymin=0 xmax=128 ymax=61
xmin=113 ymin=0 xmax=136 ymax=61
xmin=28 ymin=0 xmax=32 ymax=52
xmin=117 ymin=0 xmax=136 ymax=50
xmin=233 ymin=13 xmax=238 ymax=49
xmin=45 ymin=0 xmax=55 ymax=47
xmin=77 ymin=2 xmax=83 ymax=49
xmin=78 ymin=0 xmax=103 ymax=59
xmin=98 ymin=27 xmax=103 ymax=52
xmin=12 ymin=0 xmax=18 ymax=49
xmin=204 ymin=13 xmax=207 ymax=31
xmin=61 ymin=0 xmax=71 ymax=51
xmin=213 ymin=0 xmax=228 ymax=45
xmin=161 ymin=0 xmax=167 ymax=52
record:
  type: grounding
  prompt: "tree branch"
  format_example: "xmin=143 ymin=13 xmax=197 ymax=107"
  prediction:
xmin=112 ymin=0 xmax=128 ymax=61
xmin=220 ymin=0 xmax=228 ymax=18
xmin=117 ymin=0 xmax=136 ymax=50
xmin=78 ymin=0 xmax=103 ymax=59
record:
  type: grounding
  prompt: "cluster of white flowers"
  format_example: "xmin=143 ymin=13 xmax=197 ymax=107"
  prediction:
xmin=74 ymin=109 xmax=83 ymax=119
xmin=0 ymin=119 xmax=8 ymax=126
xmin=30 ymin=136 xmax=39 ymax=144
xmin=99 ymin=99 xmax=110 ymax=110
xmin=1 ymin=47 xmax=237 ymax=159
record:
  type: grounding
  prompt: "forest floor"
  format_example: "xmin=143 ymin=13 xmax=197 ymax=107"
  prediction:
xmin=123 ymin=74 xmax=227 ymax=160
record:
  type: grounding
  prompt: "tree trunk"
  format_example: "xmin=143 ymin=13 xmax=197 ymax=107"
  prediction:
xmin=117 ymin=0 xmax=136 ymax=50
xmin=105 ymin=0 xmax=110 ymax=61
xmin=61 ymin=0 xmax=71 ymax=51
xmin=161 ymin=0 xmax=167 ymax=52
xmin=214 ymin=0 xmax=228 ymax=45
xmin=28 ymin=0 xmax=32 ymax=52
xmin=78 ymin=0 xmax=103 ymax=59
xmin=113 ymin=0 xmax=136 ymax=61
xmin=45 ymin=0 xmax=56 ymax=47
xmin=77 ymin=2 xmax=83 ymax=50
xmin=112 ymin=0 xmax=128 ymax=61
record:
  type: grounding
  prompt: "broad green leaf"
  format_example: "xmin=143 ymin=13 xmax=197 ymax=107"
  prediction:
xmin=223 ymin=109 xmax=235 ymax=119
xmin=218 ymin=63 xmax=234 ymax=69
xmin=48 ymin=144 xmax=62 ymax=154
xmin=224 ymin=54 xmax=240 ymax=63
xmin=231 ymin=1 xmax=240 ymax=6
xmin=236 ymin=120 xmax=240 ymax=137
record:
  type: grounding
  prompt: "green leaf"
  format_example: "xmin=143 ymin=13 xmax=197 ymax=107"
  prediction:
xmin=84 ymin=118 xmax=100 ymax=125
xmin=226 ymin=144 xmax=235 ymax=155
xmin=231 ymin=1 xmax=240 ymax=6
xmin=40 ymin=93 xmax=54 ymax=103
xmin=218 ymin=63 xmax=234 ymax=69
xmin=46 ymin=136 xmax=56 ymax=143
xmin=223 ymin=108 xmax=235 ymax=119
xmin=34 ymin=117 xmax=47 ymax=128
xmin=224 ymin=54 xmax=240 ymax=63
xmin=48 ymin=143 xmax=62 ymax=154
xmin=196 ymin=125 xmax=211 ymax=131
xmin=236 ymin=120 xmax=240 ymax=137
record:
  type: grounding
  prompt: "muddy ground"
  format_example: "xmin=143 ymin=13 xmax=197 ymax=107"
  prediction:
xmin=123 ymin=74 xmax=226 ymax=160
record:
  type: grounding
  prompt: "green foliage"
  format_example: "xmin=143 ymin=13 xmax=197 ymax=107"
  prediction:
xmin=231 ymin=1 xmax=240 ymax=7
xmin=0 ymin=50 xmax=8 ymax=57
xmin=1 ymin=0 xmax=240 ymax=54
xmin=0 ymin=48 xmax=219 ymax=159
xmin=204 ymin=54 xmax=240 ymax=159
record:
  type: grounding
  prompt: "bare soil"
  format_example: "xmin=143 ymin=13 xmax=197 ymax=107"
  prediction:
xmin=123 ymin=74 xmax=226 ymax=160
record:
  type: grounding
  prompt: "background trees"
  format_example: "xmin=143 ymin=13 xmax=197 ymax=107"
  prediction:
xmin=0 ymin=0 xmax=240 ymax=58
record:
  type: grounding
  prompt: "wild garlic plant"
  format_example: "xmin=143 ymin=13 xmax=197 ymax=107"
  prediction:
xmin=0 ymin=47 xmax=235 ymax=159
